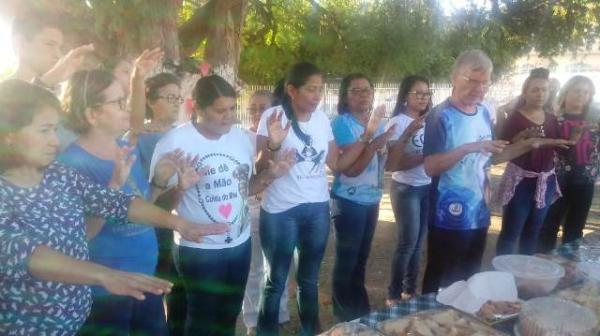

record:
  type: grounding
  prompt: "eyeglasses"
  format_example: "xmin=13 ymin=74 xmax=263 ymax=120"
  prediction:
xmin=460 ymin=75 xmax=492 ymax=89
xmin=94 ymin=97 xmax=127 ymax=111
xmin=349 ymin=87 xmax=374 ymax=95
xmin=158 ymin=94 xmax=184 ymax=104
xmin=408 ymin=90 xmax=433 ymax=99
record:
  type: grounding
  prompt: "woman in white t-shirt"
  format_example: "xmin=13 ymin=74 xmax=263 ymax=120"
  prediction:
xmin=150 ymin=75 xmax=294 ymax=336
xmin=255 ymin=63 xmax=370 ymax=335
xmin=385 ymin=75 xmax=432 ymax=306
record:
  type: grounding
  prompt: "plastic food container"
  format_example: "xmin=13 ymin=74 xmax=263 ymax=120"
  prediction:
xmin=517 ymin=297 xmax=597 ymax=336
xmin=492 ymin=255 xmax=564 ymax=298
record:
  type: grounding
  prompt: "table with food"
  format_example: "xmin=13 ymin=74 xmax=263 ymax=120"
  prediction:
xmin=320 ymin=232 xmax=600 ymax=336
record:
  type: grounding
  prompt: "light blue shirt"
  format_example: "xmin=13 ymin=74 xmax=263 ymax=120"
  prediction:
xmin=330 ymin=113 xmax=385 ymax=205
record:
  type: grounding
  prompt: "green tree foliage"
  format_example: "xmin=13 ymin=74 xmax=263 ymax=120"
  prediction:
xmin=238 ymin=0 xmax=600 ymax=83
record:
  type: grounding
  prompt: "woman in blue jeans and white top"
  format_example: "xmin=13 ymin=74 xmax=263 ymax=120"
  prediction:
xmin=330 ymin=73 xmax=395 ymax=321
xmin=150 ymin=75 xmax=294 ymax=336
xmin=385 ymin=75 xmax=432 ymax=305
xmin=255 ymin=63 xmax=373 ymax=336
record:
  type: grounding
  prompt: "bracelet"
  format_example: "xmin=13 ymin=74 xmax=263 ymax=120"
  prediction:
xmin=151 ymin=179 xmax=169 ymax=189
xmin=267 ymin=140 xmax=281 ymax=152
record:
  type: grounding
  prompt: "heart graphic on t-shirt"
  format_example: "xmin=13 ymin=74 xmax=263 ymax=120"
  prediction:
xmin=218 ymin=203 xmax=232 ymax=219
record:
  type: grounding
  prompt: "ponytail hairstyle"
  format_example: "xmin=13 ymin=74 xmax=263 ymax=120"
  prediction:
xmin=62 ymin=69 xmax=116 ymax=134
xmin=282 ymin=62 xmax=323 ymax=145
xmin=393 ymin=75 xmax=431 ymax=117
xmin=337 ymin=73 xmax=374 ymax=115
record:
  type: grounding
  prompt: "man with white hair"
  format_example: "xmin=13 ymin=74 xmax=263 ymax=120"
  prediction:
xmin=421 ymin=50 xmax=570 ymax=293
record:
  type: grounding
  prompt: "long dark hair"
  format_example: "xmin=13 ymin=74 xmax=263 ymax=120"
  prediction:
xmin=282 ymin=62 xmax=323 ymax=145
xmin=393 ymin=75 xmax=431 ymax=117
xmin=337 ymin=73 xmax=374 ymax=114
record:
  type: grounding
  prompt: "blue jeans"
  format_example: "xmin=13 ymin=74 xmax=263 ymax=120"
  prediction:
xmin=388 ymin=181 xmax=430 ymax=298
xmin=497 ymin=176 xmax=556 ymax=255
xmin=173 ymin=240 xmax=251 ymax=336
xmin=78 ymin=293 xmax=167 ymax=336
xmin=257 ymin=202 xmax=330 ymax=336
xmin=331 ymin=196 xmax=378 ymax=322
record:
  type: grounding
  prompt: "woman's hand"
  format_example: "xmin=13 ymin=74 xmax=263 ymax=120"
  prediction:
xmin=109 ymin=146 xmax=136 ymax=189
xmin=266 ymin=109 xmax=291 ymax=149
xmin=529 ymin=138 xmax=575 ymax=149
xmin=370 ymin=124 xmax=396 ymax=151
xmin=365 ymin=104 xmax=386 ymax=139
xmin=174 ymin=218 xmax=229 ymax=242
xmin=96 ymin=268 xmax=173 ymax=300
xmin=266 ymin=149 xmax=296 ymax=179
xmin=132 ymin=48 xmax=163 ymax=81
xmin=177 ymin=153 xmax=202 ymax=191
xmin=152 ymin=149 xmax=185 ymax=188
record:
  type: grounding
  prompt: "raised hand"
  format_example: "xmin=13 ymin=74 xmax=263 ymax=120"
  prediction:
xmin=366 ymin=104 xmax=386 ymax=138
xmin=370 ymin=124 xmax=397 ymax=151
xmin=109 ymin=146 xmax=136 ymax=189
xmin=41 ymin=44 xmax=95 ymax=86
xmin=152 ymin=148 xmax=185 ymax=188
xmin=177 ymin=153 xmax=202 ymax=191
xmin=266 ymin=109 xmax=291 ymax=149
xmin=267 ymin=148 xmax=296 ymax=178
xmin=97 ymin=269 xmax=173 ymax=300
xmin=405 ymin=115 xmax=426 ymax=136
xmin=175 ymin=219 xmax=229 ymax=242
xmin=132 ymin=48 xmax=163 ymax=80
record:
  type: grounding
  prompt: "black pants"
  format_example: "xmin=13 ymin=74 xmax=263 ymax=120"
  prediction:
xmin=422 ymin=226 xmax=488 ymax=294
xmin=538 ymin=175 xmax=595 ymax=253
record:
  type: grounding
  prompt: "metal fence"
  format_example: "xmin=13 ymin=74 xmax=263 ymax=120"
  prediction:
xmin=236 ymin=82 xmax=517 ymax=127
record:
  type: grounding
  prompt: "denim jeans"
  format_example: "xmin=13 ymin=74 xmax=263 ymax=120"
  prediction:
xmin=496 ymin=176 xmax=556 ymax=255
xmin=422 ymin=226 xmax=488 ymax=294
xmin=257 ymin=202 xmax=330 ymax=336
xmin=173 ymin=240 xmax=251 ymax=336
xmin=331 ymin=196 xmax=378 ymax=322
xmin=77 ymin=293 xmax=167 ymax=336
xmin=388 ymin=181 xmax=430 ymax=298
xmin=538 ymin=173 xmax=595 ymax=252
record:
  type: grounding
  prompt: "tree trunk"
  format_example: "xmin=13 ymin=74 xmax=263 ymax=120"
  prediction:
xmin=202 ymin=0 xmax=248 ymax=84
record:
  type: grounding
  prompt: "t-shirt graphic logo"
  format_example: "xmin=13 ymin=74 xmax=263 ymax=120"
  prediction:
xmin=219 ymin=203 xmax=232 ymax=219
xmin=448 ymin=202 xmax=463 ymax=216
xmin=295 ymin=144 xmax=325 ymax=173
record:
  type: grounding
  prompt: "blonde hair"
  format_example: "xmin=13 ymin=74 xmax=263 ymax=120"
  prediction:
xmin=556 ymin=75 xmax=595 ymax=116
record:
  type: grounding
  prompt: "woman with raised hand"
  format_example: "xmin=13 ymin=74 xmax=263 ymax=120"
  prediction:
xmin=329 ymin=73 xmax=395 ymax=321
xmin=0 ymin=79 xmax=224 ymax=335
xmin=58 ymin=69 xmax=225 ymax=336
xmin=385 ymin=75 xmax=432 ymax=305
xmin=255 ymin=62 xmax=374 ymax=336
xmin=150 ymin=75 xmax=294 ymax=336
xmin=539 ymin=76 xmax=598 ymax=252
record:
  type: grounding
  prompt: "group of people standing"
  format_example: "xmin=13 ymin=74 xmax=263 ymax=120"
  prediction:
xmin=1 ymin=10 xmax=599 ymax=336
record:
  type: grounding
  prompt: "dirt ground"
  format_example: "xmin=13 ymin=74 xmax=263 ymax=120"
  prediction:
xmin=234 ymin=166 xmax=600 ymax=335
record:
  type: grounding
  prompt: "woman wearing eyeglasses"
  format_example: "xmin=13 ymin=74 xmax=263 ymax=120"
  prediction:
xmin=329 ymin=74 xmax=395 ymax=321
xmin=385 ymin=75 xmax=432 ymax=306
xmin=57 ymin=69 xmax=221 ymax=335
